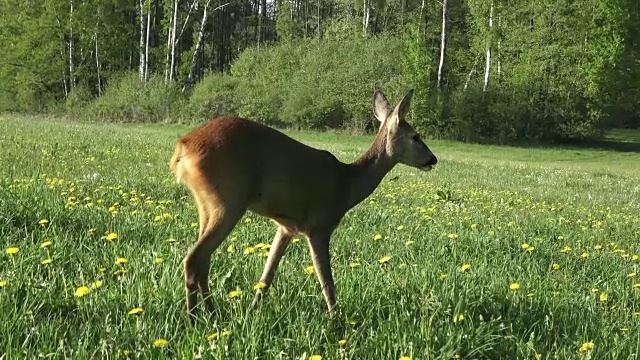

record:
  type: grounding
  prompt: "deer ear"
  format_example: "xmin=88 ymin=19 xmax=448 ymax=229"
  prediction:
xmin=373 ymin=90 xmax=393 ymax=124
xmin=395 ymin=89 xmax=414 ymax=119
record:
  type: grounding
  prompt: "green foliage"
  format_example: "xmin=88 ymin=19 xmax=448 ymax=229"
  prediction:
xmin=1 ymin=0 xmax=639 ymax=142
xmin=229 ymin=33 xmax=405 ymax=131
xmin=90 ymin=72 xmax=185 ymax=123
xmin=186 ymin=72 xmax=240 ymax=122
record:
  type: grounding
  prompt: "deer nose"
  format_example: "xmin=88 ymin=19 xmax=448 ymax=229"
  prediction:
xmin=429 ymin=155 xmax=438 ymax=166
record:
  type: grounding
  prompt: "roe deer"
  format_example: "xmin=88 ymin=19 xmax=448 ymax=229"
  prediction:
xmin=169 ymin=89 xmax=437 ymax=316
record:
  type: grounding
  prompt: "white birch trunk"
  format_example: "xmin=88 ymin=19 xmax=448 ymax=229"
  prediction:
xmin=437 ymin=0 xmax=447 ymax=90
xmin=164 ymin=3 xmax=173 ymax=83
xmin=497 ymin=15 xmax=501 ymax=79
xmin=483 ymin=1 xmax=493 ymax=93
xmin=69 ymin=0 xmax=75 ymax=91
xmin=419 ymin=0 xmax=426 ymax=36
xmin=362 ymin=0 xmax=369 ymax=37
xmin=169 ymin=0 xmax=178 ymax=82
xmin=183 ymin=0 xmax=212 ymax=93
xmin=464 ymin=56 xmax=478 ymax=92
xmin=144 ymin=0 xmax=151 ymax=81
xmin=95 ymin=31 xmax=101 ymax=95
xmin=139 ymin=0 xmax=146 ymax=81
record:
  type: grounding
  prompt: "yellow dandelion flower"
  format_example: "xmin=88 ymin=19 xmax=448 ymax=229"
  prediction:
xmin=559 ymin=246 xmax=572 ymax=253
xmin=399 ymin=357 xmax=411 ymax=360
xmin=405 ymin=240 xmax=414 ymax=246
xmin=521 ymin=243 xmax=530 ymax=249
xmin=453 ymin=314 xmax=464 ymax=323
xmin=114 ymin=269 xmax=127 ymax=276
xmin=166 ymin=238 xmax=177 ymax=243
xmin=221 ymin=329 xmax=231 ymax=337
xmin=509 ymin=283 xmax=521 ymax=291
xmin=244 ymin=247 xmax=255 ymax=255
xmin=228 ymin=289 xmax=242 ymax=298
xmin=397 ymin=225 xmax=405 ymax=230
xmin=253 ymin=282 xmax=267 ymax=291
xmin=633 ymin=283 xmax=640 ymax=288
xmin=338 ymin=339 xmax=346 ymax=346
xmin=591 ymin=288 xmax=599 ymax=293
xmin=41 ymin=258 xmax=53 ymax=265
xmin=154 ymin=215 xmax=163 ymax=221
xmin=74 ymin=286 xmax=91 ymax=297
xmin=153 ymin=338 xmax=168 ymax=348
xmin=633 ymin=255 xmax=640 ymax=261
xmin=128 ymin=307 xmax=144 ymax=315
xmin=39 ymin=218 xmax=50 ymax=225
xmin=5 ymin=247 xmax=19 ymax=255
xmin=594 ymin=245 xmax=602 ymax=250
xmin=115 ymin=257 xmax=128 ymax=265
xmin=579 ymin=342 xmax=594 ymax=353
xmin=629 ymin=272 xmax=637 ymax=277
xmin=304 ymin=265 xmax=315 ymax=274
xmin=599 ymin=292 xmax=608 ymax=302
xmin=227 ymin=245 xmax=234 ymax=253
xmin=349 ymin=262 xmax=360 ymax=268
xmin=460 ymin=264 xmax=471 ymax=272
xmin=207 ymin=332 xmax=220 ymax=341
xmin=309 ymin=355 xmax=322 ymax=360
xmin=91 ymin=280 xmax=103 ymax=289
xmin=155 ymin=258 xmax=164 ymax=264
xmin=105 ymin=233 xmax=118 ymax=241
xmin=374 ymin=234 xmax=383 ymax=240
xmin=378 ymin=256 xmax=391 ymax=264
xmin=535 ymin=354 xmax=542 ymax=360
xmin=439 ymin=273 xmax=448 ymax=279
xmin=0 ymin=281 xmax=6 ymax=287
xmin=40 ymin=241 xmax=52 ymax=248
xmin=581 ymin=252 xmax=589 ymax=258
xmin=448 ymin=233 xmax=458 ymax=239
xmin=552 ymin=263 xmax=560 ymax=270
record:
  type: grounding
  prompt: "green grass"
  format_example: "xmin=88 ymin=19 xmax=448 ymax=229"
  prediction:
xmin=1 ymin=115 xmax=640 ymax=359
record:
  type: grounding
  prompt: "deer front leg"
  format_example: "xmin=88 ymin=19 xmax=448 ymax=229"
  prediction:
xmin=252 ymin=225 xmax=293 ymax=307
xmin=307 ymin=233 xmax=336 ymax=313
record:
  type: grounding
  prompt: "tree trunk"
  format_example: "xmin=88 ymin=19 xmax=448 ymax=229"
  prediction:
xmin=169 ymin=0 xmax=178 ymax=82
xmin=183 ymin=0 xmax=212 ymax=93
xmin=483 ymin=1 xmax=493 ymax=94
xmin=362 ymin=0 xmax=369 ymax=37
xmin=437 ymin=0 xmax=447 ymax=90
xmin=144 ymin=0 xmax=151 ymax=81
xmin=69 ymin=0 xmax=75 ymax=91
xmin=95 ymin=31 xmax=102 ymax=95
xmin=164 ymin=4 xmax=173 ymax=83
xmin=139 ymin=0 xmax=146 ymax=81
xmin=464 ymin=56 xmax=478 ymax=91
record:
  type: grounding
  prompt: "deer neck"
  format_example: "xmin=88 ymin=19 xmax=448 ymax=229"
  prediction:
xmin=344 ymin=132 xmax=395 ymax=210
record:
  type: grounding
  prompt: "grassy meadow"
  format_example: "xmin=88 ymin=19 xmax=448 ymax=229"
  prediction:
xmin=1 ymin=115 xmax=640 ymax=359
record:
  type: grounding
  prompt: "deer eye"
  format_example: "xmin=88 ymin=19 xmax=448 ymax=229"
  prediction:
xmin=411 ymin=134 xmax=421 ymax=142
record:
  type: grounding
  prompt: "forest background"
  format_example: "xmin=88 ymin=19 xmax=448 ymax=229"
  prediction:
xmin=1 ymin=0 xmax=639 ymax=144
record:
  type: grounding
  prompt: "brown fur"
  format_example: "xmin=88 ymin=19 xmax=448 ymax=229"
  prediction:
xmin=170 ymin=89 xmax=437 ymax=316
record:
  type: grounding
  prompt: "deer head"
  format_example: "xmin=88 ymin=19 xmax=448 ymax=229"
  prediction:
xmin=372 ymin=89 xmax=438 ymax=171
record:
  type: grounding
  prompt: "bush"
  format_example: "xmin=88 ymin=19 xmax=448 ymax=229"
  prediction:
xmin=186 ymin=72 xmax=239 ymax=122
xmin=89 ymin=72 xmax=184 ymax=122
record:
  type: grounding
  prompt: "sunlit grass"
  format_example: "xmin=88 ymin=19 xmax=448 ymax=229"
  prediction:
xmin=1 ymin=115 xmax=640 ymax=359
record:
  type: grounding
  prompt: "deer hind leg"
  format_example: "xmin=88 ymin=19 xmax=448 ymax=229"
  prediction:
xmin=184 ymin=187 xmax=244 ymax=315
xmin=307 ymin=232 xmax=337 ymax=313
xmin=252 ymin=225 xmax=294 ymax=307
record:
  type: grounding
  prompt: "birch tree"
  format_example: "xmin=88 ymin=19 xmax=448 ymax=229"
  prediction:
xmin=139 ymin=0 xmax=147 ymax=81
xmin=436 ymin=0 xmax=447 ymax=90
xmin=483 ymin=0 xmax=493 ymax=93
